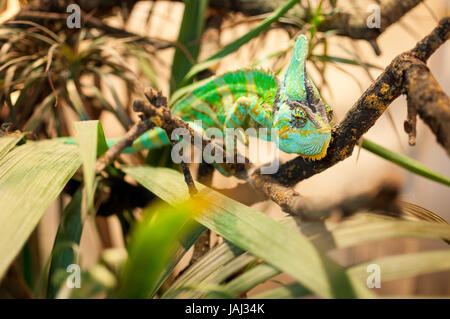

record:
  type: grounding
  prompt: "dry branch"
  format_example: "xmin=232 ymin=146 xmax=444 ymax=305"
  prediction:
xmin=318 ymin=0 xmax=424 ymax=41
xmin=403 ymin=58 xmax=450 ymax=155
xmin=206 ymin=0 xmax=424 ymax=46
xmin=289 ymin=179 xmax=402 ymax=220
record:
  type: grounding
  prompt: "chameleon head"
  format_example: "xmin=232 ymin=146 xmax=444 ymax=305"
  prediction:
xmin=273 ymin=99 xmax=332 ymax=160
xmin=272 ymin=34 xmax=333 ymax=160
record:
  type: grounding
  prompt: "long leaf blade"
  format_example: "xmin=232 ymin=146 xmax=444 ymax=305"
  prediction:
xmin=0 ymin=140 xmax=81 ymax=278
xmin=0 ymin=133 xmax=23 ymax=160
xmin=46 ymin=187 xmax=83 ymax=298
xmin=170 ymin=0 xmax=208 ymax=92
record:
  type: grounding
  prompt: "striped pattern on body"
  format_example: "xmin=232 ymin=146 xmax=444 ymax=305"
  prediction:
xmin=124 ymin=70 xmax=278 ymax=153
xmin=172 ymin=69 xmax=277 ymax=129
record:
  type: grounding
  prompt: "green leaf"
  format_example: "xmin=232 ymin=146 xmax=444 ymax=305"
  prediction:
xmin=188 ymin=208 xmax=450 ymax=298
xmin=150 ymin=222 xmax=206 ymax=297
xmin=216 ymin=262 xmax=280 ymax=298
xmin=74 ymin=120 xmax=108 ymax=214
xmin=250 ymin=249 xmax=450 ymax=298
xmin=47 ymin=187 xmax=83 ymax=298
xmin=311 ymin=54 xmax=383 ymax=70
xmin=250 ymin=282 xmax=310 ymax=299
xmin=163 ymin=241 xmax=245 ymax=298
xmin=116 ymin=200 xmax=199 ymax=298
xmin=170 ymin=0 xmax=208 ymax=92
xmin=281 ymin=214 xmax=450 ymax=250
xmin=348 ymin=249 xmax=450 ymax=282
xmin=179 ymin=0 xmax=301 ymax=87
xmin=137 ymin=55 xmax=159 ymax=89
xmin=83 ymin=85 xmax=130 ymax=129
xmin=184 ymin=208 xmax=450 ymax=298
xmin=0 ymin=133 xmax=23 ymax=160
xmin=0 ymin=140 xmax=81 ymax=278
xmin=121 ymin=166 xmax=373 ymax=298
xmin=57 ymin=264 xmax=116 ymax=299
xmin=66 ymin=79 xmax=88 ymax=120
xmin=362 ymin=138 xmax=450 ymax=187
xmin=47 ymin=121 xmax=108 ymax=297
xmin=23 ymin=92 xmax=57 ymax=132
xmin=93 ymin=67 xmax=131 ymax=129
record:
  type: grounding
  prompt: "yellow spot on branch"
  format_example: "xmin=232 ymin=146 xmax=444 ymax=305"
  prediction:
xmin=365 ymin=94 xmax=380 ymax=108
xmin=339 ymin=144 xmax=350 ymax=159
xmin=380 ymin=83 xmax=389 ymax=95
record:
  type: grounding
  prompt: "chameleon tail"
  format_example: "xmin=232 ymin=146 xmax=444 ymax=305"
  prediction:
xmin=57 ymin=127 xmax=170 ymax=153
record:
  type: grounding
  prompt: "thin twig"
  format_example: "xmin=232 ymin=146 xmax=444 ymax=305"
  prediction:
xmin=95 ymin=118 xmax=154 ymax=174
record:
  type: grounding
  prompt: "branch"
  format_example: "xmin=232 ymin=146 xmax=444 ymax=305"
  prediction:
xmin=234 ymin=18 xmax=449 ymax=219
xmin=318 ymin=0 xmax=424 ymax=41
xmin=204 ymin=0 xmax=424 ymax=44
xmin=403 ymin=58 xmax=450 ymax=154
xmin=288 ymin=179 xmax=402 ymax=221
xmin=96 ymin=89 xmax=200 ymax=195
xmin=249 ymin=174 xmax=401 ymax=220
xmin=95 ymin=117 xmax=154 ymax=174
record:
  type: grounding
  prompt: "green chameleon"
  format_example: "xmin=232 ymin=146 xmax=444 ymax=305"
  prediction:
xmin=63 ymin=35 xmax=333 ymax=163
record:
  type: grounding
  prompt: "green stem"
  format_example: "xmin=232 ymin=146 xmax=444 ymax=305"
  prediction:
xmin=362 ymin=138 xmax=450 ymax=187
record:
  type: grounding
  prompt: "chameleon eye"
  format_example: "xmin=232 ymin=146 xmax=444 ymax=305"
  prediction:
xmin=326 ymin=107 xmax=333 ymax=123
xmin=291 ymin=113 xmax=307 ymax=128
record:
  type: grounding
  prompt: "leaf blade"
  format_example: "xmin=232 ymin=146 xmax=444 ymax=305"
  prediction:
xmin=0 ymin=140 xmax=81 ymax=278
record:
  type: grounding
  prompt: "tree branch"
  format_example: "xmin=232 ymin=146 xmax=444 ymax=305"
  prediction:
xmin=403 ymin=58 xmax=450 ymax=155
xmin=205 ymin=0 xmax=424 ymax=44
xmin=318 ymin=0 xmax=424 ymax=42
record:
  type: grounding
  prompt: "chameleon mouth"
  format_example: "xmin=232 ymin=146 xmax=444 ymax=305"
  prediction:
xmin=297 ymin=138 xmax=330 ymax=161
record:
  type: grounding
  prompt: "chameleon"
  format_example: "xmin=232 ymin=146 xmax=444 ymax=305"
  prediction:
xmin=62 ymin=35 xmax=333 ymax=165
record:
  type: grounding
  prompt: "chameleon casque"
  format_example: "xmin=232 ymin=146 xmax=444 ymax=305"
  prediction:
xmin=65 ymin=35 xmax=333 ymax=165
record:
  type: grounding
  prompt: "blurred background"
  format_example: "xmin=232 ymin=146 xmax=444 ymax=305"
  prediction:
xmin=1 ymin=0 xmax=449 ymax=297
